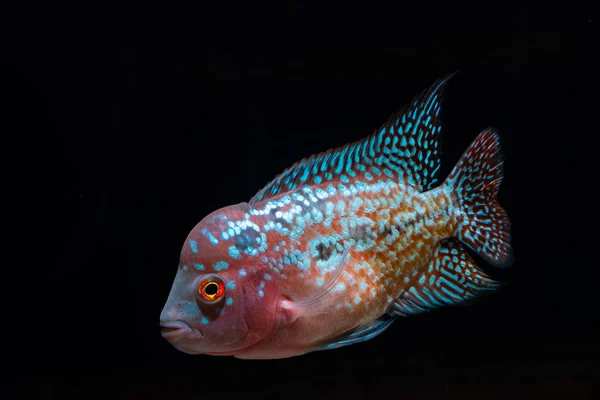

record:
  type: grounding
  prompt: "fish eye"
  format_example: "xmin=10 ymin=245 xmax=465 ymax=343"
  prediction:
xmin=199 ymin=276 xmax=225 ymax=303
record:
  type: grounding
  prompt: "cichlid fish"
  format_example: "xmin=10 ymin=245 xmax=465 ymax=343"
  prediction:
xmin=160 ymin=74 xmax=513 ymax=359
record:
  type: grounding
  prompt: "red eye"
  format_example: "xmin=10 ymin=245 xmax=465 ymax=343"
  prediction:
xmin=199 ymin=278 xmax=225 ymax=302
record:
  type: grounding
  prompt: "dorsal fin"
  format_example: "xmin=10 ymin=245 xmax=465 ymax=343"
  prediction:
xmin=249 ymin=73 xmax=456 ymax=205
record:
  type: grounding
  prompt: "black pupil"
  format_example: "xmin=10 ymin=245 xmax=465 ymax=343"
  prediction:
xmin=205 ymin=282 xmax=218 ymax=295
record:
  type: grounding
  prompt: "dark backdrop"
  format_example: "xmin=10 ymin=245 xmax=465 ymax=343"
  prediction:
xmin=3 ymin=1 xmax=596 ymax=399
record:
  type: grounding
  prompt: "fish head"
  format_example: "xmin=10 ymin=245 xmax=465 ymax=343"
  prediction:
xmin=160 ymin=203 xmax=280 ymax=356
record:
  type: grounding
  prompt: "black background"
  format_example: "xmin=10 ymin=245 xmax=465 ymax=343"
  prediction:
xmin=3 ymin=1 xmax=596 ymax=399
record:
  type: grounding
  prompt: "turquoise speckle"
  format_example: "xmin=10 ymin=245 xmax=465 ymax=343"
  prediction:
xmin=264 ymin=273 xmax=272 ymax=281
xmin=228 ymin=246 xmax=241 ymax=259
xmin=314 ymin=176 xmax=322 ymax=184
xmin=201 ymin=228 xmax=219 ymax=245
xmin=258 ymin=290 xmax=264 ymax=297
xmin=239 ymin=269 xmax=247 ymax=276
xmin=183 ymin=302 xmax=198 ymax=315
xmin=182 ymin=265 xmax=189 ymax=271
xmin=194 ymin=263 xmax=204 ymax=271
xmin=201 ymin=316 xmax=209 ymax=325
xmin=226 ymin=281 xmax=236 ymax=289
xmin=214 ymin=261 xmax=229 ymax=271
xmin=226 ymin=298 xmax=233 ymax=306
xmin=189 ymin=239 xmax=198 ymax=253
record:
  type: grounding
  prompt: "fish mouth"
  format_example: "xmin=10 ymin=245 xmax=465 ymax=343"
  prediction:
xmin=160 ymin=320 xmax=200 ymax=340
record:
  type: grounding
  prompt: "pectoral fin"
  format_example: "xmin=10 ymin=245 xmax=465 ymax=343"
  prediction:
xmin=279 ymin=246 xmax=351 ymax=323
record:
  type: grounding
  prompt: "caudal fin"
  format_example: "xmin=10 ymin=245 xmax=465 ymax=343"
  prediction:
xmin=445 ymin=129 xmax=513 ymax=268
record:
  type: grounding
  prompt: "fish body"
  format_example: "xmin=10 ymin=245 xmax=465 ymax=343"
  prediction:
xmin=160 ymin=75 xmax=513 ymax=359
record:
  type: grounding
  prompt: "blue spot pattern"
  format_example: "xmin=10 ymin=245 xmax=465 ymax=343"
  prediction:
xmin=445 ymin=129 xmax=513 ymax=268
xmin=249 ymin=74 xmax=455 ymax=204
xmin=213 ymin=261 xmax=229 ymax=271
xmin=390 ymin=239 xmax=500 ymax=317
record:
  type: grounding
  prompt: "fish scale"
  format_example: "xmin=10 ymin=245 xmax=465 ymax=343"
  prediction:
xmin=230 ymin=177 xmax=461 ymax=324
xmin=160 ymin=73 xmax=514 ymax=359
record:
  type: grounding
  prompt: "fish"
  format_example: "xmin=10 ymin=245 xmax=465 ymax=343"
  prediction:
xmin=159 ymin=74 xmax=513 ymax=359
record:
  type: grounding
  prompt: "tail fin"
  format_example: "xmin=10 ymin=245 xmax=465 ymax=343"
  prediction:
xmin=445 ymin=129 xmax=513 ymax=268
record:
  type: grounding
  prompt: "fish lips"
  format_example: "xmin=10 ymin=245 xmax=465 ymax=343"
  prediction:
xmin=160 ymin=320 xmax=203 ymax=340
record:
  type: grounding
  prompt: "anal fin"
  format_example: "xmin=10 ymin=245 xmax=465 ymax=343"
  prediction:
xmin=390 ymin=239 xmax=500 ymax=317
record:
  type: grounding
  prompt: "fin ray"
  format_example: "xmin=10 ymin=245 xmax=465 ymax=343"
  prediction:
xmin=390 ymin=239 xmax=500 ymax=317
xmin=309 ymin=317 xmax=396 ymax=352
xmin=445 ymin=129 xmax=513 ymax=268
xmin=250 ymin=73 xmax=457 ymax=204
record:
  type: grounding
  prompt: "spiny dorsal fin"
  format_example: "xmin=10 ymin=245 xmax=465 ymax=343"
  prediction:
xmin=249 ymin=73 xmax=456 ymax=205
